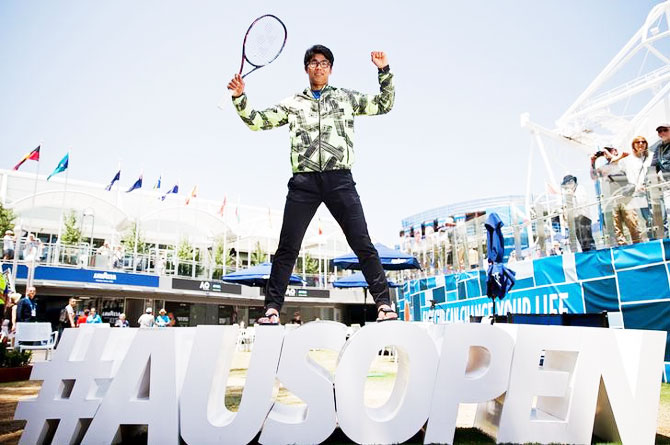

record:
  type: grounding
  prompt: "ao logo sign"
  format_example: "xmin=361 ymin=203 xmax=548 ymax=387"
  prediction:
xmin=15 ymin=322 xmax=665 ymax=444
xmin=199 ymin=281 xmax=210 ymax=291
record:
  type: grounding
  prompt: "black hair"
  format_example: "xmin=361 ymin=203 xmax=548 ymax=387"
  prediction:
xmin=304 ymin=44 xmax=334 ymax=68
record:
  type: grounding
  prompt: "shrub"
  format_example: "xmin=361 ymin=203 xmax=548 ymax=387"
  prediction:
xmin=0 ymin=340 xmax=32 ymax=367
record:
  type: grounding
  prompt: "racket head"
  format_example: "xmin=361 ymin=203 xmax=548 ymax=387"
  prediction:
xmin=239 ymin=14 xmax=287 ymax=77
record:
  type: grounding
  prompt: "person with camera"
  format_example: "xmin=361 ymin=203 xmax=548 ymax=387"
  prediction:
xmin=590 ymin=146 xmax=641 ymax=245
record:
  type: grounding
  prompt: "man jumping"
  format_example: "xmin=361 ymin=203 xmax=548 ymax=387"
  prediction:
xmin=226 ymin=44 xmax=397 ymax=324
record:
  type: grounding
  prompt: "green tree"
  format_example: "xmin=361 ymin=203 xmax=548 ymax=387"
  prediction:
xmin=296 ymin=252 xmax=319 ymax=275
xmin=122 ymin=223 xmax=148 ymax=254
xmin=0 ymin=203 xmax=15 ymax=235
xmin=213 ymin=238 xmax=235 ymax=279
xmin=176 ymin=238 xmax=202 ymax=276
xmin=249 ymin=242 xmax=266 ymax=266
xmin=60 ymin=211 xmax=82 ymax=245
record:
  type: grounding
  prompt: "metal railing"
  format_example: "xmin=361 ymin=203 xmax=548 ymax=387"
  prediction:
xmin=399 ymin=175 xmax=670 ymax=278
xmin=1 ymin=239 xmax=344 ymax=288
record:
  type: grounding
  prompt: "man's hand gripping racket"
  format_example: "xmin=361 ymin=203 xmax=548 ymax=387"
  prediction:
xmin=228 ymin=14 xmax=287 ymax=97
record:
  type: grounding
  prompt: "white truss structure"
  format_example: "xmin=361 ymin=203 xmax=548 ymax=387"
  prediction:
xmin=522 ymin=2 xmax=670 ymax=184
xmin=525 ymin=1 xmax=670 ymax=155
xmin=520 ymin=2 xmax=670 ymax=247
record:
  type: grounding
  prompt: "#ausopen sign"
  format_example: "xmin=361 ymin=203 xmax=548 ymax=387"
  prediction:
xmin=15 ymin=322 xmax=665 ymax=444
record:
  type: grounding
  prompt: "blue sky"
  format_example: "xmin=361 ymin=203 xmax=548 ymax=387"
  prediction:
xmin=0 ymin=1 xmax=661 ymax=243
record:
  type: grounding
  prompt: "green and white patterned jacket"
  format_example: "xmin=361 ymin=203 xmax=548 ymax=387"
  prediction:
xmin=231 ymin=68 xmax=394 ymax=173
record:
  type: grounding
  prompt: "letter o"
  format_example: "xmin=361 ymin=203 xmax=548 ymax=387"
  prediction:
xmin=335 ymin=322 xmax=439 ymax=444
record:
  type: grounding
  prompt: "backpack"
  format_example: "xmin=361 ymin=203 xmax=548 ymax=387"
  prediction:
xmin=59 ymin=307 xmax=69 ymax=324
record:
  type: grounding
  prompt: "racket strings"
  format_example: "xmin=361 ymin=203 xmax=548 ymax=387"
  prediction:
xmin=244 ymin=17 xmax=286 ymax=66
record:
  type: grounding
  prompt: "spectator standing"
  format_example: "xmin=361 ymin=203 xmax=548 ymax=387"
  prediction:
xmin=112 ymin=246 xmax=124 ymax=269
xmin=2 ymin=293 xmax=20 ymax=342
xmin=561 ymin=175 xmax=595 ymax=251
xmin=652 ymin=123 xmax=670 ymax=179
xmin=16 ymin=286 xmax=37 ymax=322
xmin=155 ymin=309 xmax=170 ymax=328
xmin=650 ymin=124 xmax=670 ymax=234
xmin=138 ymin=307 xmax=155 ymax=328
xmin=625 ymin=137 xmax=653 ymax=237
xmin=23 ymin=234 xmax=39 ymax=262
xmin=114 ymin=313 xmax=129 ymax=327
xmin=77 ymin=309 xmax=89 ymax=326
xmin=291 ymin=311 xmax=303 ymax=325
xmin=591 ymin=146 xmax=641 ymax=245
xmin=97 ymin=241 xmax=112 ymax=269
xmin=58 ymin=298 xmax=77 ymax=345
xmin=3 ymin=230 xmax=15 ymax=260
xmin=86 ymin=307 xmax=102 ymax=324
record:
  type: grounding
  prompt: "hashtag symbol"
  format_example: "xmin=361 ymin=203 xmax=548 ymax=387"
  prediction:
xmin=15 ymin=327 xmax=115 ymax=444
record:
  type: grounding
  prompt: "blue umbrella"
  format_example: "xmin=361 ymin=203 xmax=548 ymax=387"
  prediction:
xmin=222 ymin=262 xmax=304 ymax=287
xmin=333 ymin=271 xmax=399 ymax=325
xmin=485 ymin=213 xmax=516 ymax=321
xmin=332 ymin=243 xmax=420 ymax=271
xmin=333 ymin=271 xmax=401 ymax=288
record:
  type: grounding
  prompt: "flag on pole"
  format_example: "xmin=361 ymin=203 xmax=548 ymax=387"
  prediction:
xmin=185 ymin=185 xmax=198 ymax=205
xmin=153 ymin=175 xmax=162 ymax=190
xmin=47 ymin=152 xmax=69 ymax=180
xmin=105 ymin=170 xmax=121 ymax=191
xmin=218 ymin=196 xmax=227 ymax=217
xmin=159 ymin=184 xmax=179 ymax=201
xmin=126 ymin=174 xmax=143 ymax=193
xmin=13 ymin=146 xmax=40 ymax=170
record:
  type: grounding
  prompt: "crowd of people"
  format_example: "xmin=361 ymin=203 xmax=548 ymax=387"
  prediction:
xmin=3 ymin=231 xmax=43 ymax=262
xmin=560 ymin=123 xmax=670 ymax=253
xmin=0 ymin=283 xmax=180 ymax=349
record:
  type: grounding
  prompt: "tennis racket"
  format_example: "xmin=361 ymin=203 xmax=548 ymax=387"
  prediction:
xmin=238 ymin=14 xmax=287 ymax=78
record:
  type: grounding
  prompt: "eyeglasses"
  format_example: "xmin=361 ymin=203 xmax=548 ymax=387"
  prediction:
xmin=659 ymin=128 xmax=670 ymax=133
xmin=634 ymin=141 xmax=648 ymax=144
xmin=308 ymin=60 xmax=331 ymax=69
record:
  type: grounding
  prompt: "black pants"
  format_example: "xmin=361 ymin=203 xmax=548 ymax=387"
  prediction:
xmin=575 ymin=215 xmax=595 ymax=251
xmin=266 ymin=170 xmax=390 ymax=311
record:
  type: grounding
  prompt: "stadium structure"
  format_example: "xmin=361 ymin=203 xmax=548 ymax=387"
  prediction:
xmin=0 ymin=168 xmax=380 ymax=327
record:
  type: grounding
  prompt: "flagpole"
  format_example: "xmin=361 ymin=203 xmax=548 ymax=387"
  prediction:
xmin=114 ymin=161 xmax=122 ymax=207
xmin=223 ymin=227 xmax=227 ymax=277
xmin=221 ymin=196 xmax=227 ymax=276
xmin=133 ymin=171 xmax=143 ymax=270
xmin=26 ymin=140 xmax=43 ymax=291
xmin=267 ymin=208 xmax=271 ymax=263
xmin=55 ymin=150 xmax=71 ymax=264
xmin=29 ymin=141 xmax=42 ymax=234
xmin=114 ymin=161 xmax=121 ymax=247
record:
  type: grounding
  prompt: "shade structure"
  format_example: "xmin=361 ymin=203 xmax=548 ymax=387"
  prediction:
xmin=222 ymin=262 xmax=304 ymax=287
xmin=332 ymin=271 xmax=400 ymax=288
xmin=332 ymin=243 xmax=420 ymax=271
